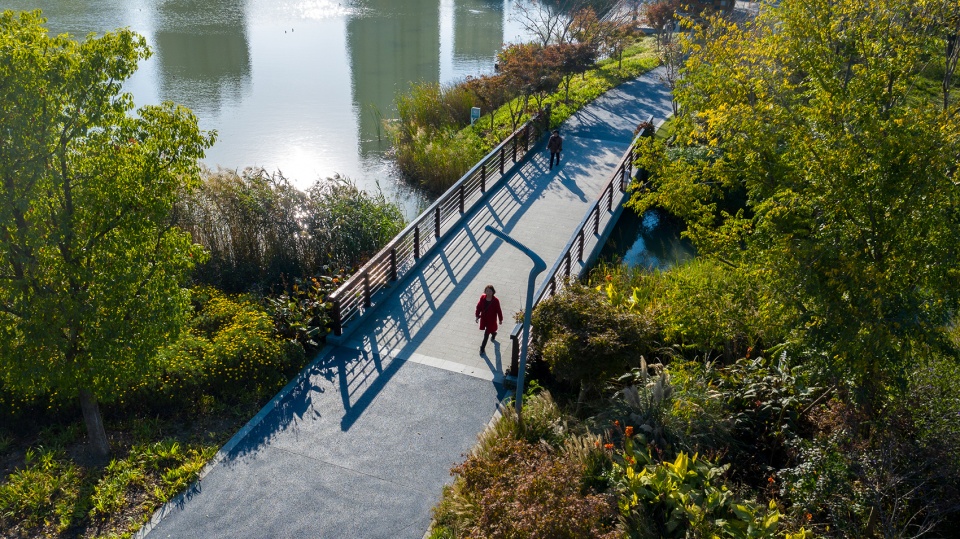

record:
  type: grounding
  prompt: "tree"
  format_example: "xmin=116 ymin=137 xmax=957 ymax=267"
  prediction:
xmin=464 ymin=73 xmax=510 ymax=130
xmin=629 ymin=0 xmax=960 ymax=409
xmin=0 ymin=11 xmax=213 ymax=457
xmin=601 ymin=19 xmax=637 ymax=71
xmin=644 ymin=0 xmax=679 ymax=52
xmin=511 ymin=0 xmax=618 ymax=46
xmin=497 ymin=43 xmax=563 ymax=129
xmin=557 ymin=42 xmax=597 ymax=102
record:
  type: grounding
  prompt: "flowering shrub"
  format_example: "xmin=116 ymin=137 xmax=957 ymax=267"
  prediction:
xmin=150 ymin=287 xmax=304 ymax=408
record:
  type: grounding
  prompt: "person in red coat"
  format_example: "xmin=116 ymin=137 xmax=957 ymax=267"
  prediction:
xmin=475 ymin=284 xmax=503 ymax=355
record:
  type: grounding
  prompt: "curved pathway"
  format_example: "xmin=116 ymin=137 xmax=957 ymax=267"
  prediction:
xmin=142 ymin=68 xmax=672 ymax=539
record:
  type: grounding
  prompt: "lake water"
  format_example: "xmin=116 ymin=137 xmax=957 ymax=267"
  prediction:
xmin=1 ymin=0 xmax=534 ymax=216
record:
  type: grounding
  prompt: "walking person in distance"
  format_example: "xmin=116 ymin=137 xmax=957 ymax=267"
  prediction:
xmin=475 ymin=284 xmax=503 ymax=355
xmin=547 ymin=129 xmax=563 ymax=170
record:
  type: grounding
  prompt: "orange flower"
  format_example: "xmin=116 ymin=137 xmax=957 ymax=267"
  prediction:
xmin=594 ymin=440 xmax=601 ymax=448
xmin=767 ymin=476 xmax=775 ymax=484
xmin=604 ymin=443 xmax=614 ymax=450
xmin=625 ymin=426 xmax=634 ymax=437
xmin=805 ymin=512 xmax=813 ymax=521
xmin=614 ymin=420 xmax=620 ymax=427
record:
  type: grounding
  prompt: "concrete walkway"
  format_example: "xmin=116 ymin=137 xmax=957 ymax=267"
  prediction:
xmin=142 ymin=68 xmax=672 ymax=539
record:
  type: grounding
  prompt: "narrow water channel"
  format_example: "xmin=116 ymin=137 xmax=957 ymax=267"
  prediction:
xmin=598 ymin=209 xmax=695 ymax=271
xmin=0 ymin=0 xmax=534 ymax=217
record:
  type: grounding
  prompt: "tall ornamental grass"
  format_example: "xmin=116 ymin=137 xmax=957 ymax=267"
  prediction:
xmin=173 ymin=168 xmax=405 ymax=292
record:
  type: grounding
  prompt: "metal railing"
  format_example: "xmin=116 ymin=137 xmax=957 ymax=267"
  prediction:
xmin=507 ymin=116 xmax=654 ymax=369
xmin=328 ymin=111 xmax=551 ymax=336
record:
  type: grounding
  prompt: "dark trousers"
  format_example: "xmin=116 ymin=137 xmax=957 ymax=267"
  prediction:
xmin=481 ymin=329 xmax=497 ymax=350
xmin=550 ymin=151 xmax=561 ymax=169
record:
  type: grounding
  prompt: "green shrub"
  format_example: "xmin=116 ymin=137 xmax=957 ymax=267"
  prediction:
xmin=151 ymin=287 xmax=305 ymax=409
xmin=532 ymin=282 xmax=659 ymax=408
xmin=611 ymin=437 xmax=809 ymax=539
xmin=592 ymin=260 xmax=793 ymax=361
xmin=716 ymin=354 xmax=816 ymax=480
xmin=263 ymin=273 xmax=343 ymax=349
xmin=0 ymin=448 xmax=85 ymax=533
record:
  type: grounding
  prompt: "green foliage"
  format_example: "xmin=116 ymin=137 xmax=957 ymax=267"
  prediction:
xmin=0 ymin=10 xmax=211 ymax=420
xmin=391 ymin=37 xmax=658 ymax=192
xmin=596 ymin=260 xmax=792 ymax=360
xmin=175 ymin=169 xmax=405 ymax=293
xmin=390 ymin=125 xmax=487 ymax=194
xmin=152 ymin=287 xmax=304 ymax=408
xmin=303 ymin=175 xmax=406 ymax=269
xmin=908 ymin=354 xmax=960 ymax=475
xmin=0 ymin=440 xmax=216 ymax=537
xmin=629 ymin=0 xmax=960 ymax=404
xmin=716 ymin=354 xmax=816 ymax=479
xmin=533 ymin=282 xmax=659 ymax=390
xmin=263 ymin=273 xmax=345 ymax=349
xmin=612 ymin=439 xmax=798 ymax=538
xmin=0 ymin=448 xmax=84 ymax=533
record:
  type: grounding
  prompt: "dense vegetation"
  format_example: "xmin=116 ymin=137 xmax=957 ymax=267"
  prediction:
xmin=0 ymin=11 xmax=405 ymax=538
xmin=430 ymin=0 xmax=960 ymax=537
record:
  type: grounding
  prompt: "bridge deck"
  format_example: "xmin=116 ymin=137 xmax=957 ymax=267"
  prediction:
xmin=143 ymin=68 xmax=672 ymax=539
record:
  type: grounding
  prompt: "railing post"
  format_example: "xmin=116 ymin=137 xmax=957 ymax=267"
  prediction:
xmin=621 ymin=162 xmax=628 ymax=192
xmin=512 ymin=135 xmax=517 ymax=162
xmin=459 ymin=184 xmax=465 ymax=214
xmin=363 ymin=273 xmax=371 ymax=307
xmin=510 ymin=334 xmax=520 ymax=376
xmin=331 ymin=299 xmax=343 ymax=336
xmin=607 ymin=185 xmax=614 ymax=212
xmin=481 ymin=164 xmax=486 ymax=193
xmin=524 ymin=123 xmax=530 ymax=151
xmin=389 ymin=248 xmax=397 ymax=281
xmin=544 ymin=103 xmax=552 ymax=132
xmin=577 ymin=229 xmax=584 ymax=262
xmin=549 ymin=278 xmax=557 ymax=296
xmin=594 ymin=207 xmax=600 ymax=234
xmin=414 ymin=226 xmax=420 ymax=259
xmin=500 ymin=146 xmax=505 ymax=175
xmin=564 ymin=252 xmax=571 ymax=279
xmin=435 ymin=207 xmax=441 ymax=237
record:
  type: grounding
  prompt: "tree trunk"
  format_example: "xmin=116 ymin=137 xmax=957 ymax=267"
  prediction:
xmin=79 ymin=388 xmax=110 ymax=458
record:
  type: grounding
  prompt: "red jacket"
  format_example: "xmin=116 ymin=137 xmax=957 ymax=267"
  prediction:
xmin=475 ymin=295 xmax=503 ymax=333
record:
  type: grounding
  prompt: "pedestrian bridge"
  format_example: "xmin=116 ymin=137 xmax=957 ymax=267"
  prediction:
xmin=141 ymin=68 xmax=672 ymax=539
